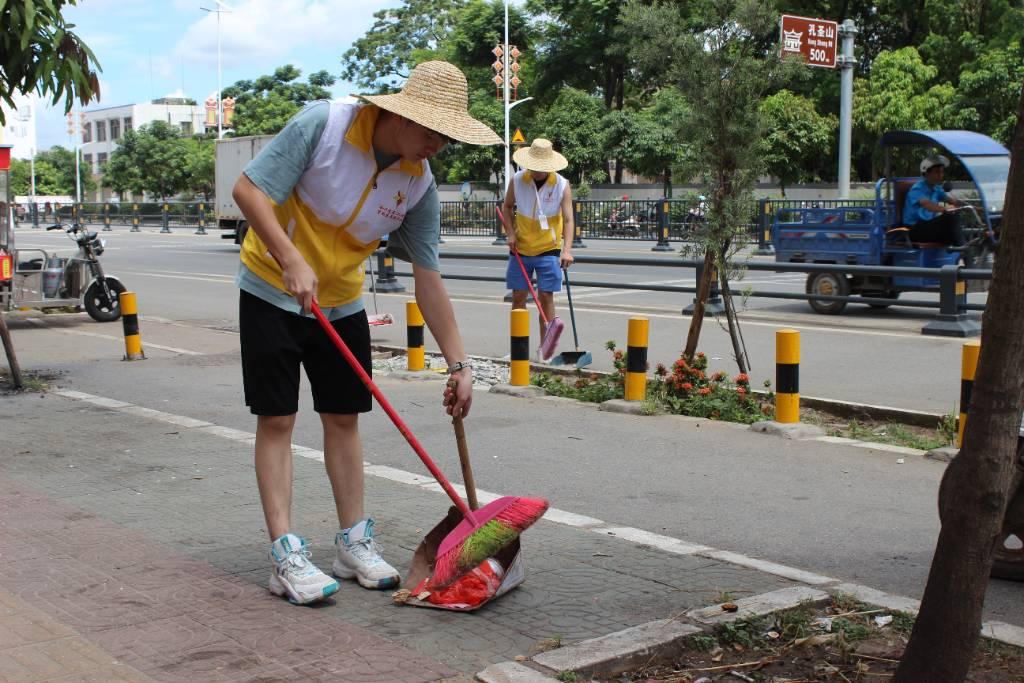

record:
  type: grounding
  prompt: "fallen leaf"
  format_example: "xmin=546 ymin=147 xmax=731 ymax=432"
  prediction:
xmin=722 ymin=603 xmax=739 ymax=612
xmin=794 ymin=634 xmax=837 ymax=647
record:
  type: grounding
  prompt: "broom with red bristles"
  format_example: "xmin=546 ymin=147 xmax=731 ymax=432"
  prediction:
xmin=310 ymin=300 xmax=548 ymax=587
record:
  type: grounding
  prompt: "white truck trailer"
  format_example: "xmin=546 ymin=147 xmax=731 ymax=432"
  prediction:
xmin=214 ymin=135 xmax=272 ymax=244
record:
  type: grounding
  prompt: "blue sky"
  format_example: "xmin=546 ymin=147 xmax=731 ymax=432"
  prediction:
xmin=36 ymin=0 xmax=401 ymax=150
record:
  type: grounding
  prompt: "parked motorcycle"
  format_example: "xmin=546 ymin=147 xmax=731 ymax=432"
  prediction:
xmin=2 ymin=222 xmax=126 ymax=322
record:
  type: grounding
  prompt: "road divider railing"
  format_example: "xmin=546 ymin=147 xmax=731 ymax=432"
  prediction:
xmin=389 ymin=252 xmax=991 ymax=338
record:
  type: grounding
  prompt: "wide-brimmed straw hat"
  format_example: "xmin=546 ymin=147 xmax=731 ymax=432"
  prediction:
xmin=513 ymin=138 xmax=568 ymax=173
xmin=360 ymin=61 xmax=502 ymax=146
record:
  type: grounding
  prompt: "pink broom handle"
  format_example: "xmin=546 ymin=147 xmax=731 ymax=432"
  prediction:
xmin=310 ymin=300 xmax=478 ymax=525
xmin=497 ymin=206 xmax=550 ymax=325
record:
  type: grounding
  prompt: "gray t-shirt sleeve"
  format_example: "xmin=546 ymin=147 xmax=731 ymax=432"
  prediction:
xmin=386 ymin=183 xmax=440 ymax=271
xmin=242 ymin=100 xmax=330 ymax=204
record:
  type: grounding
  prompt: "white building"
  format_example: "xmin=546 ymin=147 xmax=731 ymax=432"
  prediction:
xmin=0 ymin=92 xmax=38 ymax=160
xmin=80 ymin=95 xmax=206 ymax=200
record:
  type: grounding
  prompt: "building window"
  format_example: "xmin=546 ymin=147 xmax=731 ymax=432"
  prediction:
xmin=82 ymin=122 xmax=92 ymax=143
xmin=179 ymin=121 xmax=193 ymax=135
xmin=96 ymin=120 xmax=106 ymax=142
xmin=124 ymin=116 xmax=133 ymax=132
xmin=110 ymin=118 xmax=121 ymax=141
xmin=83 ymin=154 xmax=93 ymax=173
xmin=97 ymin=152 xmax=108 ymax=170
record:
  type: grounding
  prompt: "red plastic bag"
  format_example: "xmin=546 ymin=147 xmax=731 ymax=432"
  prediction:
xmin=413 ymin=558 xmax=504 ymax=608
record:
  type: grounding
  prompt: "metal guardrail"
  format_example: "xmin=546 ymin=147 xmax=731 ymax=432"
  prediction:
xmin=392 ymin=251 xmax=989 ymax=338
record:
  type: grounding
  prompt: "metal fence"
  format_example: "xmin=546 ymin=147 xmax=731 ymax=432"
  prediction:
xmin=16 ymin=197 xmax=887 ymax=244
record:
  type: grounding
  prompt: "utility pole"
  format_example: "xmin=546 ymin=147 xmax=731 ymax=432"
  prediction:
xmin=501 ymin=0 xmax=532 ymax=190
xmin=837 ymin=19 xmax=857 ymax=199
xmin=201 ymin=1 xmax=232 ymax=139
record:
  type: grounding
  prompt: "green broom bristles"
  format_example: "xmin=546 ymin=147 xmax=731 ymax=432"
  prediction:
xmin=431 ymin=496 xmax=548 ymax=587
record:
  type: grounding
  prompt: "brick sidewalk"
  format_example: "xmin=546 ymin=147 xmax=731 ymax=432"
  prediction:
xmin=0 ymin=392 xmax=795 ymax=681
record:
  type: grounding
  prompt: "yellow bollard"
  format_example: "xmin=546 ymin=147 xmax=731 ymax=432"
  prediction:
xmin=119 ymin=292 xmax=145 ymax=361
xmin=958 ymin=340 xmax=981 ymax=447
xmin=775 ymin=329 xmax=800 ymax=423
xmin=510 ymin=308 xmax=530 ymax=386
xmin=624 ymin=317 xmax=649 ymax=401
xmin=406 ymin=301 xmax=424 ymax=371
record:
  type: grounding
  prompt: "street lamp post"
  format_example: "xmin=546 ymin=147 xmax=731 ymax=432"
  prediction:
xmin=200 ymin=1 xmax=232 ymax=139
xmin=502 ymin=0 xmax=532 ymax=189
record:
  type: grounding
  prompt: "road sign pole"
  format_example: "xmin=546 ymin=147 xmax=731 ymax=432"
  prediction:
xmin=837 ymin=19 xmax=858 ymax=199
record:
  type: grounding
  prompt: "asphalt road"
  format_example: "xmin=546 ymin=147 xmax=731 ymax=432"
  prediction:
xmin=11 ymin=225 xmax=985 ymax=414
xmin=5 ymin=224 xmax=1020 ymax=627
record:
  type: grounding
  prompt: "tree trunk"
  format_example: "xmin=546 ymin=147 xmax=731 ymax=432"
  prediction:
xmin=894 ymin=85 xmax=1024 ymax=682
xmin=0 ymin=313 xmax=23 ymax=389
xmin=683 ymin=249 xmax=716 ymax=362
xmin=717 ymin=251 xmax=749 ymax=375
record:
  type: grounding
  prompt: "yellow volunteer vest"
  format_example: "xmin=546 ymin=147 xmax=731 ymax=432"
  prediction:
xmin=241 ymin=103 xmax=434 ymax=307
xmin=513 ymin=170 xmax=568 ymax=256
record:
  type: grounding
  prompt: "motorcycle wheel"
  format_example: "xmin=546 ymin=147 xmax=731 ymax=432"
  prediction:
xmin=84 ymin=277 xmax=126 ymax=322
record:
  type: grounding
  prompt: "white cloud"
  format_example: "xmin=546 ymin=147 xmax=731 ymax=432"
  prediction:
xmin=172 ymin=0 xmax=393 ymax=69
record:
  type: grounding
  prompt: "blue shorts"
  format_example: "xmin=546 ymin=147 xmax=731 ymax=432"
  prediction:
xmin=507 ymin=253 xmax=562 ymax=293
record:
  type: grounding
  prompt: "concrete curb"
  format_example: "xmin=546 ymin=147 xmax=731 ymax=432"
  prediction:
xmin=476 ymin=583 xmax=1024 ymax=682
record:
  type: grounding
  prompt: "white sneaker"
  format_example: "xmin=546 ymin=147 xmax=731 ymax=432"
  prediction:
xmin=332 ymin=518 xmax=401 ymax=589
xmin=268 ymin=533 xmax=340 ymax=605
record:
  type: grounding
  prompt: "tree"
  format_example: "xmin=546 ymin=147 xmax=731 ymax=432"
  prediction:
xmin=894 ymin=83 xmax=1024 ymax=683
xmin=604 ymin=89 xmax=693 ymax=197
xmin=622 ymin=0 xmax=790 ymax=372
xmin=103 ymin=122 xmax=189 ymax=200
xmin=536 ymin=88 xmax=609 ymax=186
xmin=183 ymin=138 xmax=215 ymax=201
xmin=341 ymin=0 xmax=467 ymax=92
xmin=223 ymin=65 xmax=335 ymax=137
xmin=23 ymin=146 xmax=96 ymax=196
xmin=102 ymin=129 xmax=144 ymax=198
xmin=760 ymin=90 xmax=837 ymax=196
xmin=954 ymin=43 xmax=1024 ymax=145
xmin=10 ymin=158 xmax=63 ymax=196
xmin=0 ymin=0 xmax=100 ymax=125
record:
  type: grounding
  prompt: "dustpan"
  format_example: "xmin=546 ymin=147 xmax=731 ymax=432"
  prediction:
xmin=551 ymin=266 xmax=593 ymax=368
xmin=398 ymin=416 xmax=527 ymax=611
xmin=366 ymin=251 xmax=394 ymax=326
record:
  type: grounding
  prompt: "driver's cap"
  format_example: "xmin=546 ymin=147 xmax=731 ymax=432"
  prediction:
xmin=920 ymin=154 xmax=950 ymax=174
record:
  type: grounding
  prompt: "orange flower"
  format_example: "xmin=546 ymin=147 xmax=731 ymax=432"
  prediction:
xmin=699 ymin=387 xmax=712 ymax=396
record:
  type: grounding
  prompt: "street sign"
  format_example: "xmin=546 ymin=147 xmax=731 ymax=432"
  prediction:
xmin=780 ymin=14 xmax=838 ymax=69
xmin=511 ymin=128 xmax=526 ymax=145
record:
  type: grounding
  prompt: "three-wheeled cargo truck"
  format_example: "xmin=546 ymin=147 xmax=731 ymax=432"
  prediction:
xmin=773 ymin=130 xmax=1008 ymax=314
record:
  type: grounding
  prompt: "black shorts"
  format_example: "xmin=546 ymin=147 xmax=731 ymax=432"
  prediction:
xmin=239 ymin=290 xmax=372 ymax=416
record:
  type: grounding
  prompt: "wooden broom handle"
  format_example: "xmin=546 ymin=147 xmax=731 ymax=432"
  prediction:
xmin=452 ymin=416 xmax=479 ymax=511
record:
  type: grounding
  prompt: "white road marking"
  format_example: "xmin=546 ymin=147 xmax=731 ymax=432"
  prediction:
xmin=26 ymin=318 xmax=203 ymax=355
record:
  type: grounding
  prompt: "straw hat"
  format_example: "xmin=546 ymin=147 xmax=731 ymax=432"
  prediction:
xmin=360 ymin=61 xmax=502 ymax=146
xmin=513 ymin=138 xmax=568 ymax=173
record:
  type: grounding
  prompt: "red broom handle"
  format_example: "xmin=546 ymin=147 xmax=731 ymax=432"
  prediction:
xmin=498 ymin=206 xmax=550 ymax=325
xmin=310 ymin=301 xmax=478 ymax=525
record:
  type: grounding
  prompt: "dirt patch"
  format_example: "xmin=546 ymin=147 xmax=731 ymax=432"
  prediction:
xmin=611 ymin=596 xmax=1023 ymax=682
xmin=800 ymin=406 xmax=955 ymax=452
xmin=0 ymin=368 xmax=63 ymax=394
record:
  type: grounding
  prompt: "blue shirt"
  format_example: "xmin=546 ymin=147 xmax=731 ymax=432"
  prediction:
xmin=903 ymin=179 xmax=948 ymax=226
xmin=236 ymin=100 xmax=441 ymax=319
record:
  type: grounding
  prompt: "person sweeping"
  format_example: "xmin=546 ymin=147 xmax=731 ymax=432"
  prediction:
xmin=232 ymin=61 xmax=503 ymax=605
xmin=501 ymin=139 xmax=575 ymax=360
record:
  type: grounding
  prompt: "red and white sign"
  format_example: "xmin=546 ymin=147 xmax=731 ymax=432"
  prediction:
xmin=780 ymin=14 xmax=838 ymax=69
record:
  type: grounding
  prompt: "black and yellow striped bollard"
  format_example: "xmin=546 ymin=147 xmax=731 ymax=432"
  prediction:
xmin=625 ymin=317 xmax=649 ymax=401
xmin=957 ymin=340 xmax=980 ymax=447
xmin=406 ymin=301 xmax=425 ymax=371
xmin=775 ymin=329 xmax=800 ymax=423
xmin=119 ymin=292 xmax=145 ymax=361
xmin=510 ymin=308 xmax=530 ymax=386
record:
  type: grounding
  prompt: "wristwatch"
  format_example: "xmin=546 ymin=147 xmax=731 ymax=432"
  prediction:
xmin=449 ymin=360 xmax=472 ymax=374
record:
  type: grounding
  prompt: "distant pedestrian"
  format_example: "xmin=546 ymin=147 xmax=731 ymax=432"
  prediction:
xmin=500 ymin=138 xmax=575 ymax=347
